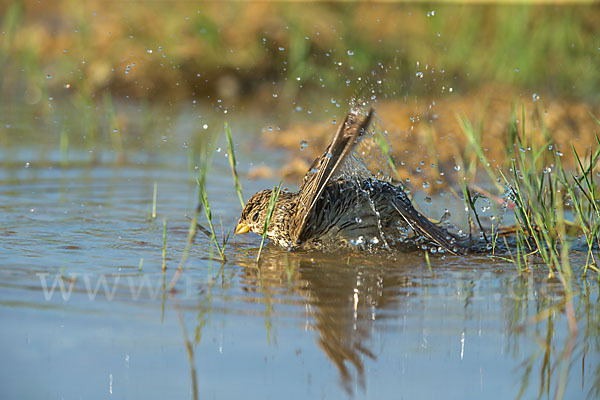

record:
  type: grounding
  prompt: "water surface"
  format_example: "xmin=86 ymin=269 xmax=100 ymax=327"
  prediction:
xmin=1 ymin=121 xmax=598 ymax=399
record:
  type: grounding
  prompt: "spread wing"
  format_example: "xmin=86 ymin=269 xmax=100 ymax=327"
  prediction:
xmin=390 ymin=192 xmax=464 ymax=255
xmin=290 ymin=110 xmax=374 ymax=244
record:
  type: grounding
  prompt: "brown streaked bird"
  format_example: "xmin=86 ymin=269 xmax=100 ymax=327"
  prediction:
xmin=235 ymin=109 xmax=465 ymax=254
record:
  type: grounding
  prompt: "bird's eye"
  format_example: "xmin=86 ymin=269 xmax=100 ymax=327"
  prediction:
xmin=252 ymin=213 xmax=259 ymax=222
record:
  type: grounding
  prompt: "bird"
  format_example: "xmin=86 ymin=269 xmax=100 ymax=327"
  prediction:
xmin=234 ymin=109 xmax=465 ymax=254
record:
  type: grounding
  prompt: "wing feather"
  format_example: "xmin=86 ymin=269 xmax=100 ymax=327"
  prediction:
xmin=291 ymin=110 xmax=374 ymax=244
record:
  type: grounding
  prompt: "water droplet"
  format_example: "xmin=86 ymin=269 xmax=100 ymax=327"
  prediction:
xmin=202 ymin=124 xmax=208 ymax=130
xmin=216 ymin=147 xmax=221 ymax=153
xmin=515 ymin=68 xmax=520 ymax=72
xmin=64 ymin=83 xmax=71 ymax=89
xmin=427 ymin=10 xmax=436 ymax=17
xmin=532 ymin=93 xmax=540 ymax=102
xmin=422 ymin=181 xmax=430 ymax=189
xmin=183 ymin=141 xmax=189 ymax=148
xmin=416 ymin=71 xmax=424 ymax=79
xmin=25 ymin=162 xmax=30 ymax=168
xmin=454 ymin=165 xmax=461 ymax=171
xmin=146 ymin=49 xmax=153 ymax=54
xmin=278 ymin=47 xmax=285 ymax=51
xmin=424 ymin=196 xmax=432 ymax=204
xmin=46 ymin=74 xmax=52 ymax=79
xmin=272 ymin=93 xmax=278 ymax=98
xmin=300 ymin=140 xmax=308 ymax=151
xmin=347 ymin=50 xmax=354 ymax=56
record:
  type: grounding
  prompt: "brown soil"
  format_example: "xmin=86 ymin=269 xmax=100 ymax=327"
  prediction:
xmin=258 ymin=85 xmax=600 ymax=193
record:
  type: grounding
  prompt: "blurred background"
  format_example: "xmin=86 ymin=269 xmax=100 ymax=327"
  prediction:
xmin=3 ymin=2 xmax=599 ymax=105
xmin=2 ymin=1 xmax=599 ymax=185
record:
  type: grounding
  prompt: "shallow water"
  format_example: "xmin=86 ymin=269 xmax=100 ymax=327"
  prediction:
xmin=1 ymin=122 xmax=599 ymax=399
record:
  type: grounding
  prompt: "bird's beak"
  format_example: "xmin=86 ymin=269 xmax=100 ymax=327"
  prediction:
xmin=234 ymin=222 xmax=251 ymax=235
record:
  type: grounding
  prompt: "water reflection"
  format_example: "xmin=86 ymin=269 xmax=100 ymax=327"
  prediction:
xmin=230 ymin=246 xmax=599 ymax=397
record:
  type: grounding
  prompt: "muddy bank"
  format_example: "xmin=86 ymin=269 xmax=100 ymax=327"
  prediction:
xmin=258 ymin=87 xmax=600 ymax=192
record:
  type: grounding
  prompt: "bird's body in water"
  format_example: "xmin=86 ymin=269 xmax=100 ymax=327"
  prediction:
xmin=235 ymin=109 xmax=465 ymax=254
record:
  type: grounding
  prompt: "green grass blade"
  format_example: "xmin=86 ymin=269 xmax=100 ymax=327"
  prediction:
xmin=225 ymin=122 xmax=245 ymax=209
xmin=257 ymin=181 xmax=282 ymax=263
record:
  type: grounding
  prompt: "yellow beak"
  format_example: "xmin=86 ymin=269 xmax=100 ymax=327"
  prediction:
xmin=234 ymin=222 xmax=251 ymax=235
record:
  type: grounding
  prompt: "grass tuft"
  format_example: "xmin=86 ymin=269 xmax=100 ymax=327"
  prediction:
xmin=460 ymin=104 xmax=600 ymax=284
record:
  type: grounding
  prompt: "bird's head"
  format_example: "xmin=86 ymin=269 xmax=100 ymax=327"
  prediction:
xmin=234 ymin=189 xmax=274 ymax=235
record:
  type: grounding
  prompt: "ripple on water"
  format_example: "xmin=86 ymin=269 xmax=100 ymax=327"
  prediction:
xmin=0 ymin=151 xmax=598 ymax=400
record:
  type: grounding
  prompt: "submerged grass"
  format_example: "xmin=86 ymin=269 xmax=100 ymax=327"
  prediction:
xmin=162 ymin=218 xmax=167 ymax=271
xmin=456 ymin=104 xmax=600 ymax=400
xmin=152 ymin=182 xmax=158 ymax=220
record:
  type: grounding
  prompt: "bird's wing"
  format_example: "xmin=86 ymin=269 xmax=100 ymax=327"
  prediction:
xmin=291 ymin=110 xmax=374 ymax=244
xmin=390 ymin=193 xmax=464 ymax=255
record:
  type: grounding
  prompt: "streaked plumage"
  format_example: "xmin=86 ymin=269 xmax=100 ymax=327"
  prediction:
xmin=236 ymin=109 xmax=465 ymax=254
